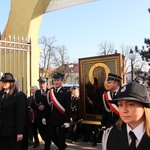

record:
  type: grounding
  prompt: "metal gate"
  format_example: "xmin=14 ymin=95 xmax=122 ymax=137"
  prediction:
xmin=0 ymin=35 xmax=31 ymax=94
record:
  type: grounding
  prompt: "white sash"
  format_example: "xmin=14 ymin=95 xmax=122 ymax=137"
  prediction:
xmin=49 ymin=88 xmax=65 ymax=115
xmin=103 ymin=91 xmax=119 ymax=116
xmin=102 ymin=126 xmax=113 ymax=150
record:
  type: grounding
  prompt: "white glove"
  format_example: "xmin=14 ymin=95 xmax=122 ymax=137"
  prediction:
xmin=42 ymin=118 xmax=46 ymax=125
xmin=101 ymin=126 xmax=106 ymax=130
xmin=63 ymin=123 xmax=70 ymax=128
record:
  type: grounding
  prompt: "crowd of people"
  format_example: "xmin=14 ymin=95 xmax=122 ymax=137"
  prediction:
xmin=0 ymin=71 xmax=150 ymax=150
xmin=0 ymin=72 xmax=82 ymax=150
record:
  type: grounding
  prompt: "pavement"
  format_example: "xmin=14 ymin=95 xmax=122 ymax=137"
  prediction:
xmin=28 ymin=139 xmax=102 ymax=150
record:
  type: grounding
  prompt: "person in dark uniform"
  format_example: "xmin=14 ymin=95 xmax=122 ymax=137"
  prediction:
xmin=27 ymin=85 xmax=39 ymax=148
xmin=0 ymin=73 xmax=25 ymax=150
xmin=47 ymin=73 xmax=71 ymax=150
xmin=69 ymin=86 xmax=81 ymax=143
xmin=102 ymin=82 xmax=150 ymax=150
xmin=32 ymin=77 xmax=50 ymax=150
xmin=15 ymin=80 xmax=29 ymax=150
xmin=101 ymin=73 xmax=122 ymax=129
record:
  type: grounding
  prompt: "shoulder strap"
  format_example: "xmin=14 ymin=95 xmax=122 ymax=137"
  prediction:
xmin=32 ymin=90 xmax=41 ymax=106
xmin=47 ymin=90 xmax=50 ymax=105
xmin=103 ymin=92 xmax=111 ymax=112
xmin=105 ymin=91 xmax=119 ymax=116
xmin=49 ymin=88 xmax=65 ymax=115
xmin=102 ymin=126 xmax=113 ymax=150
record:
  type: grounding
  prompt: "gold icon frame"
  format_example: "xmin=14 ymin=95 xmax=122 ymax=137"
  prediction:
xmin=79 ymin=54 xmax=125 ymax=125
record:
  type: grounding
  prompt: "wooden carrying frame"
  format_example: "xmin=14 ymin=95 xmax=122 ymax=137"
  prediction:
xmin=79 ymin=54 xmax=125 ymax=125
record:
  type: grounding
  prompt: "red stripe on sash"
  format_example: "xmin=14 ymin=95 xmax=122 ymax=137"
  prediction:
xmin=49 ymin=89 xmax=65 ymax=115
xmin=105 ymin=92 xmax=119 ymax=116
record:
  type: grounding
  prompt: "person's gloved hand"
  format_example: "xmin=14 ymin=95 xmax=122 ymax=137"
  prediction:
xmin=42 ymin=118 xmax=46 ymax=125
xmin=63 ymin=123 xmax=70 ymax=128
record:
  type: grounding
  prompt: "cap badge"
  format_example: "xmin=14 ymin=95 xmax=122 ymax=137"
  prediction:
xmin=121 ymin=86 xmax=126 ymax=92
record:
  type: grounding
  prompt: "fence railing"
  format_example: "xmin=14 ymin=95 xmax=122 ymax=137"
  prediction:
xmin=0 ymin=34 xmax=31 ymax=94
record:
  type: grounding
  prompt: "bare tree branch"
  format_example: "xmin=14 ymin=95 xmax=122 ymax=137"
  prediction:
xmin=39 ymin=36 xmax=57 ymax=77
xmin=97 ymin=41 xmax=115 ymax=55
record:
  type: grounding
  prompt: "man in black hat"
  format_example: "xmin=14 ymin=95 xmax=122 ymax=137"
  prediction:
xmin=101 ymin=73 xmax=122 ymax=129
xmin=32 ymin=77 xmax=50 ymax=150
xmin=47 ymin=73 xmax=71 ymax=150
xmin=69 ymin=85 xmax=81 ymax=143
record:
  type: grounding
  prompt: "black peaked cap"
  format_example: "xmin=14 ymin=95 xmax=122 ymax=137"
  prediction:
xmin=0 ymin=72 xmax=15 ymax=82
xmin=109 ymin=81 xmax=150 ymax=108
xmin=38 ymin=77 xmax=48 ymax=83
xmin=107 ymin=73 xmax=122 ymax=82
xmin=53 ymin=72 xmax=64 ymax=79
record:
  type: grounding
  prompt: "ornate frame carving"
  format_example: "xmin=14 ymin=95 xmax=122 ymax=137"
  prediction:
xmin=79 ymin=54 xmax=125 ymax=125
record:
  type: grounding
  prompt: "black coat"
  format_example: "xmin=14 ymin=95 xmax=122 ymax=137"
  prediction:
xmin=101 ymin=90 xmax=119 ymax=128
xmin=0 ymin=90 xmax=25 ymax=136
xmin=106 ymin=124 xmax=150 ymax=150
xmin=71 ymin=96 xmax=80 ymax=121
xmin=48 ymin=87 xmax=71 ymax=126
xmin=18 ymin=91 xmax=29 ymax=131
xmin=32 ymin=89 xmax=49 ymax=126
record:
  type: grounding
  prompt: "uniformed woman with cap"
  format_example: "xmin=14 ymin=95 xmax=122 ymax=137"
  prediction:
xmin=0 ymin=73 xmax=25 ymax=150
xmin=102 ymin=81 xmax=150 ymax=150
